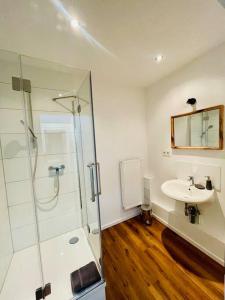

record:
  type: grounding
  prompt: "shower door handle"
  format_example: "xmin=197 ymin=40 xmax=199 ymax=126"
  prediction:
xmin=87 ymin=162 xmax=102 ymax=202
xmin=95 ymin=162 xmax=102 ymax=196
xmin=87 ymin=163 xmax=95 ymax=202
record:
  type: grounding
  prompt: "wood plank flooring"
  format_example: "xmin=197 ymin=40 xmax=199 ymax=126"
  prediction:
xmin=102 ymin=217 xmax=224 ymax=300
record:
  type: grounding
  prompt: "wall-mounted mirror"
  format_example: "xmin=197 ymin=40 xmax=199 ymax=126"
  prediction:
xmin=171 ymin=105 xmax=224 ymax=149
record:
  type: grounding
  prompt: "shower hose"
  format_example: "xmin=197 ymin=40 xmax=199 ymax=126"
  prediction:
xmin=32 ymin=138 xmax=60 ymax=211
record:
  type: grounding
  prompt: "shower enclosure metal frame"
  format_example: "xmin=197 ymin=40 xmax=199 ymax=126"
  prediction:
xmin=72 ymin=72 xmax=105 ymax=298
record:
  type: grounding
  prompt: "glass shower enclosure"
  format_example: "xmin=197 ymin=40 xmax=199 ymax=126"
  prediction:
xmin=0 ymin=49 xmax=104 ymax=300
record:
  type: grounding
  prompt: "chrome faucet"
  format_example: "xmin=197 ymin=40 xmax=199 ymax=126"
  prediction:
xmin=188 ymin=176 xmax=194 ymax=186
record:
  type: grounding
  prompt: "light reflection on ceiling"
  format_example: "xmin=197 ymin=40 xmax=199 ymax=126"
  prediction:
xmin=49 ymin=0 xmax=116 ymax=58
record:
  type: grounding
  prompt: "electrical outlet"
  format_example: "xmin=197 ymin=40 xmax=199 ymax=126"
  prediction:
xmin=162 ymin=150 xmax=171 ymax=157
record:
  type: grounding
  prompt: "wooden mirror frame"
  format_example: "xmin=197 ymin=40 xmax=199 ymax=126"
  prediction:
xmin=171 ymin=105 xmax=224 ymax=150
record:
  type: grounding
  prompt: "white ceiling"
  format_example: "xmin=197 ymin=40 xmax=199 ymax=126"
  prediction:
xmin=0 ymin=0 xmax=225 ymax=87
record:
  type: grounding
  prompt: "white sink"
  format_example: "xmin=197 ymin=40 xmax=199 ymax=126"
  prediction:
xmin=161 ymin=179 xmax=214 ymax=204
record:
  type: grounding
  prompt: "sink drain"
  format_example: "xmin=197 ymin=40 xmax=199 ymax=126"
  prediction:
xmin=69 ymin=237 xmax=79 ymax=244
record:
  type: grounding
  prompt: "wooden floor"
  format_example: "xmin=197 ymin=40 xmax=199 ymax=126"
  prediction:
xmin=102 ymin=217 xmax=224 ymax=300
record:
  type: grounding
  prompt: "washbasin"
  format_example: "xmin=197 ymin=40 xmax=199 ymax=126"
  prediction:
xmin=161 ymin=179 xmax=214 ymax=204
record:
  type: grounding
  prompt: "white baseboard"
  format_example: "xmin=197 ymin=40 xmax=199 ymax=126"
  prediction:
xmin=152 ymin=202 xmax=225 ymax=266
xmin=101 ymin=209 xmax=140 ymax=230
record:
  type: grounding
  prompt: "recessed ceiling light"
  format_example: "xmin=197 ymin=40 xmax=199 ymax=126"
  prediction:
xmin=58 ymin=93 xmax=62 ymax=97
xmin=154 ymin=54 xmax=164 ymax=63
xmin=30 ymin=1 xmax=39 ymax=10
xmin=56 ymin=24 xmax=63 ymax=32
xmin=70 ymin=19 xmax=80 ymax=29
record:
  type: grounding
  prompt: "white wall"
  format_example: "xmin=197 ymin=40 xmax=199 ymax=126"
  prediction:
xmin=92 ymin=80 xmax=148 ymax=228
xmin=146 ymin=42 xmax=225 ymax=264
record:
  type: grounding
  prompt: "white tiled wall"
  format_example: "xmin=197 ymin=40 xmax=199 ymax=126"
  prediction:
xmin=174 ymin=109 xmax=220 ymax=147
xmin=206 ymin=109 xmax=219 ymax=147
xmin=0 ymin=56 xmax=22 ymax=289
xmin=32 ymin=87 xmax=81 ymax=244
xmin=4 ymin=157 xmax=30 ymax=182
xmin=0 ymin=82 xmax=81 ymax=252
xmin=190 ymin=114 xmax=202 ymax=146
xmin=7 ymin=180 xmax=33 ymax=206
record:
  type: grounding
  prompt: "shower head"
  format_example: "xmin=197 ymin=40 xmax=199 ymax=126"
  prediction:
xmin=20 ymin=120 xmax=37 ymax=139
xmin=201 ymin=124 xmax=214 ymax=138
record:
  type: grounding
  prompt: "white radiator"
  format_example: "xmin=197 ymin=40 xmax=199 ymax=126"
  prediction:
xmin=120 ymin=158 xmax=143 ymax=210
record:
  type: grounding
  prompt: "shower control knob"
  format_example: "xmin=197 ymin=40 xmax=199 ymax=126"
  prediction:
xmin=48 ymin=164 xmax=65 ymax=171
xmin=48 ymin=164 xmax=65 ymax=176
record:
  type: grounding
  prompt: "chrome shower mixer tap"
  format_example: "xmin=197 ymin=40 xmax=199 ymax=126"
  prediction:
xmin=49 ymin=164 xmax=65 ymax=176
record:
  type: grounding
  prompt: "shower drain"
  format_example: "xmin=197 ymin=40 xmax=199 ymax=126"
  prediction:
xmin=69 ymin=237 xmax=79 ymax=244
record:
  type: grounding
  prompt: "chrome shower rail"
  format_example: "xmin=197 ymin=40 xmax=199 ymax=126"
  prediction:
xmin=52 ymin=95 xmax=89 ymax=113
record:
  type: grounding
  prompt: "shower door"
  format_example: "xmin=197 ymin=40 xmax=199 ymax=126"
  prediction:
xmin=19 ymin=55 xmax=104 ymax=300
xmin=76 ymin=73 xmax=103 ymax=268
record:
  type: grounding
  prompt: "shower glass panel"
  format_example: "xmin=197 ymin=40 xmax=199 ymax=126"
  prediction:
xmin=76 ymin=75 xmax=102 ymax=265
xmin=0 ymin=49 xmax=44 ymax=300
xmin=0 ymin=49 xmax=16 ymax=293
xmin=19 ymin=55 xmax=104 ymax=300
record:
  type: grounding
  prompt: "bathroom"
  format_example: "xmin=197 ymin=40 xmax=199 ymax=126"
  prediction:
xmin=0 ymin=0 xmax=224 ymax=299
